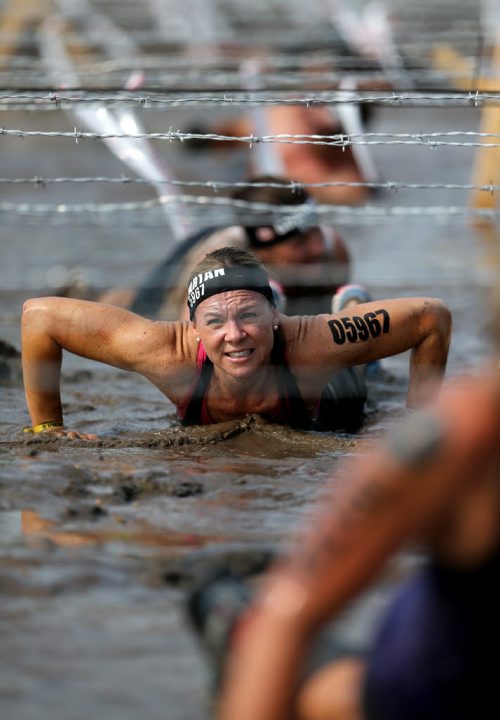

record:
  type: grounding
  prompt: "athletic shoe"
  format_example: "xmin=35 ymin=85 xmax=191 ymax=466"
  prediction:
xmin=331 ymin=283 xmax=373 ymax=314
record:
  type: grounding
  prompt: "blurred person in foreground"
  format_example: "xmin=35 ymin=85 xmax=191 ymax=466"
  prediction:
xmin=190 ymin=362 xmax=500 ymax=720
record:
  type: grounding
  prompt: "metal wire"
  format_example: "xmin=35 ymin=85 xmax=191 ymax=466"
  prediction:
xmin=0 ymin=127 xmax=498 ymax=148
xmin=1 ymin=195 xmax=498 ymax=227
xmin=0 ymin=91 xmax=497 ymax=112
xmin=0 ymin=176 xmax=497 ymax=194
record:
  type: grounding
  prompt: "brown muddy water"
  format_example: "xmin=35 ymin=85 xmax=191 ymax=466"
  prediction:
xmin=0 ymin=103 xmax=498 ymax=720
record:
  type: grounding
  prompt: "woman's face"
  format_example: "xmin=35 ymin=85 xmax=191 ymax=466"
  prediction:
xmin=193 ymin=290 xmax=278 ymax=380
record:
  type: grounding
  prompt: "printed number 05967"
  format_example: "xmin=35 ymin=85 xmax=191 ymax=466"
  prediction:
xmin=328 ymin=309 xmax=390 ymax=345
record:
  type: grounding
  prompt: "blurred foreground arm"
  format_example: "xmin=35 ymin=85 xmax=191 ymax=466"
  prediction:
xmin=218 ymin=372 xmax=500 ymax=720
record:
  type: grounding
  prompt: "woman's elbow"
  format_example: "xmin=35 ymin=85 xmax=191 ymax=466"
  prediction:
xmin=22 ymin=298 xmax=43 ymax=324
xmin=429 ymin=299 xmax=452 ymax=342
xmin=22 ymin=297 xmax=60 ymax=336
xmin=419 ymin=298 xmax=452 ymax=360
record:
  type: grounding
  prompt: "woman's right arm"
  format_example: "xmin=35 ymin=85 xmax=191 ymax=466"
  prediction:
xmin=286 ymin=296 xmax=451 ymax=408
xmin=21 ymin=296 xmax=180 ymax=437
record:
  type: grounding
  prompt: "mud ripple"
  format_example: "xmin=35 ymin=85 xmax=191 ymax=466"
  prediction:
xmin=13 ymin=414 xmax=363 ymax=456
xmin=59 ymin=469 xmax=204 ymax=502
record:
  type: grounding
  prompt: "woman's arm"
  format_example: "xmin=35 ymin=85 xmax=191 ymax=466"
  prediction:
xmin=21 ymin=296 xmax=183 ymax=435
xmin=286 ymin=296 xmax=451 ymax=407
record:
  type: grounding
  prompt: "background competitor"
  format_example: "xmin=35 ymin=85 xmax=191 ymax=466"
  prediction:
xmin=60 ymin=178 xmax=352 ymax=319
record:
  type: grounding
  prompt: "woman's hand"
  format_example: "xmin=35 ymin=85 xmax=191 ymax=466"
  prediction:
xmin=46 ymin=427 xmax=98 ymax=440
xmin=24 ymin=425 xmax=98 ymax=440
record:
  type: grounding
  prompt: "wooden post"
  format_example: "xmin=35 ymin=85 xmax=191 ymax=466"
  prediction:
xmin=0 ymin=0 xmax=50 ymax=65
xmin=431 ymin=42 xmax=500 ymax=218
xmin=469 ymin=42 xmax=500 ymax=214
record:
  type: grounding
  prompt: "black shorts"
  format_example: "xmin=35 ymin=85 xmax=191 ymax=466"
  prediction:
xmin=313 ymin=367 xmax=368 ymax=432
xmin=362 ymin=556 xmax=500 ymax=720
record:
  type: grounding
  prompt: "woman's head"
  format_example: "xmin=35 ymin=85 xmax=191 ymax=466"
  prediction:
xmin=187 ymin=247 xmax=279 ymax=378
xmin=187 ymin=246 xmax=276 ymax=320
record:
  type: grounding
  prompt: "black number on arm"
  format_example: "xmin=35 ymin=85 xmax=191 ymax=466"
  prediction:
xmin=353 ymin=315 xmax=370 ymax=341
xmin=376 ymin=308 xmax=390 ymax=333
xmin=329 ymin=308 xmax=391 ymax=345
xmin=328 ymin=319 xmax=346 ymax=344
xmin=364 ymin=312 xmax=381 ymax=337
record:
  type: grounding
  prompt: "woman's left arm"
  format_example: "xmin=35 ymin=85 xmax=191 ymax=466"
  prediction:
xmin=288 ymin=296 xmax=451 ymax=407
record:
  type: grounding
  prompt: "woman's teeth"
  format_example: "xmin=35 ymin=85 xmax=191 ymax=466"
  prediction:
xmin=227 ymin=350 xmax=252 ymax=358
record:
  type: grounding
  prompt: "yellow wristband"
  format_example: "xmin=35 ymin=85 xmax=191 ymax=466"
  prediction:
xmin=23 ymin=421 xmax=64 ymax=434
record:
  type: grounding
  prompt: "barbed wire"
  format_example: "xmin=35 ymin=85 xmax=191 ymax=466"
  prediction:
xmin=1 ymin=127 xmax=499 ymax=148
xmin=1 ymin=91 xmax=499 ymax=110
xmin=1 ymin=195 xmax=498 ymax=227
xmin=0 ymin=176 xmax=497 ymax=194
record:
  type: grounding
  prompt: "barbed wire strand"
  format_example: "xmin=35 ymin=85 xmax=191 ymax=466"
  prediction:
xmin=1 ymin=127 xmax=499 ymax=148
xmin=0 ymin=91 xmax=499 ymax=111
xmin=1 ymin=194 xmax=499 ymax=222
xmin=0 ymin=176 xmax=497 ymax=194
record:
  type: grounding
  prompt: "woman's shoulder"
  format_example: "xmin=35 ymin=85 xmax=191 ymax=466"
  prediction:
xmin=137 ymin=320 xmax=202 ymax=399
xmin=278 ymin=314 xmax=333 ymax=367
xmin=279 ymin=313 xmax=327 ymax=342
xmin=144 ymin=320 xmax=198 ymax=362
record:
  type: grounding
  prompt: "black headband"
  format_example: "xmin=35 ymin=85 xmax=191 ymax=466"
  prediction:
xmin=246 ymin=198 xmax=319 ymax=248
xmin=187 ymin=265 xmax=275 ymax=319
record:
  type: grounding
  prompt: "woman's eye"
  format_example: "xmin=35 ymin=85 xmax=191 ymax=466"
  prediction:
xmin=241 ymin=312 xmax=257 ymax=319
xmin=206 ymin=318 xmax=222 ymax=326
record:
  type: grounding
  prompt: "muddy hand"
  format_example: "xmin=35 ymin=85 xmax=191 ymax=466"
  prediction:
xmin=23 ymin=425 xmax=98 ymax=440
xmin=49 ymin=427 xmax=98 ymax=440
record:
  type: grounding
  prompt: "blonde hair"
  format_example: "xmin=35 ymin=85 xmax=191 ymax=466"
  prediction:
xmin=186 ymin=246 xmax=275 ymax=319
xmin=188 ymin=246 xmax=268 ymax=286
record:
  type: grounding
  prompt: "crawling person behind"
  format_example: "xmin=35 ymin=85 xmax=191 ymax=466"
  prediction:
xmin=22 ymin=246 xmax=451 ymax=439
xmin=61 ymin=177 xmax=352 ymax=320
xmin=186 ymin=104 xmax=377 ymax=206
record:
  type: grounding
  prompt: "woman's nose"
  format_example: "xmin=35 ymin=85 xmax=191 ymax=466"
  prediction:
xmin=224 ymin=319 xmax=246 ymax=341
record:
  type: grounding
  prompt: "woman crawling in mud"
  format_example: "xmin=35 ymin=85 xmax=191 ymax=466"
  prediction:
xmin=21 ymin=246 xmax=451 ymax=439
